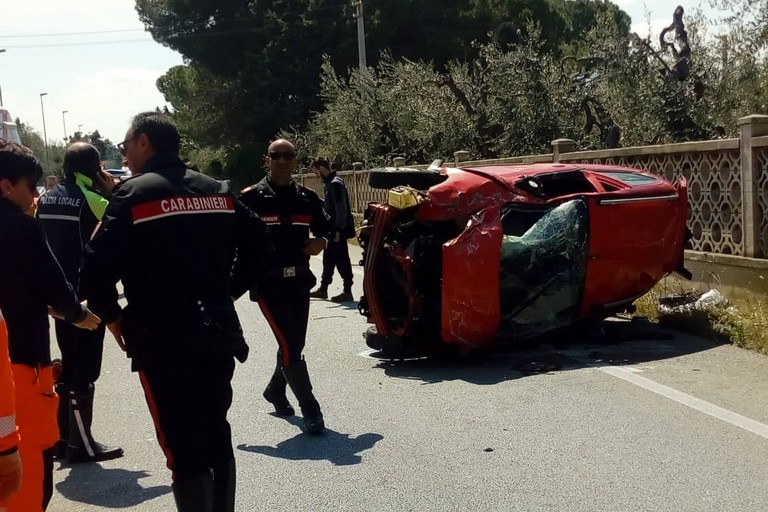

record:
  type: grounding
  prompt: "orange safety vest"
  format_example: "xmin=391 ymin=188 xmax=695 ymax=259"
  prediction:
xmin=0 ymin=314 xmax=18 ymax=453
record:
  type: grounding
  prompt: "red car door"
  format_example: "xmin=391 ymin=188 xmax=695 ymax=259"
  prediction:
xmin=581 ymin=180 xmax=689 ymax=313
xmin=441 ymin=206 xmax=502 ymax=347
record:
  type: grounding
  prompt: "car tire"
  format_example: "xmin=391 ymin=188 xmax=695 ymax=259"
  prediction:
xmin=368 ymin=168 xmax=447 ymax=190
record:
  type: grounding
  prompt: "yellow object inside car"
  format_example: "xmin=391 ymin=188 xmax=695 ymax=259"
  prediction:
xmin=388 ymin=186 xmax=422 ymax=209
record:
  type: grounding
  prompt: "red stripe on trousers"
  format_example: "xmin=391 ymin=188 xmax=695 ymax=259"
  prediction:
xmin=257 ymin=298 xmax=292 ymax=367
xmin=138 ymin=371 xmax=175 ymax=477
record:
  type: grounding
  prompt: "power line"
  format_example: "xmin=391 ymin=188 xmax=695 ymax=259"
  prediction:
xmin=1 ymin=39 xmax=151 ymax=49
xmin=1 ymin=4 xmax=354 ymax=49
xmin=2 ymin=28 xmax=144 ymax=38
xmin=1 ymin=2 xmax=351 ymax=41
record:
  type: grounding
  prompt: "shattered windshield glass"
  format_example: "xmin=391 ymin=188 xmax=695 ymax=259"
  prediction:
xmin=498 ymin=199 xmax=589 ymax=339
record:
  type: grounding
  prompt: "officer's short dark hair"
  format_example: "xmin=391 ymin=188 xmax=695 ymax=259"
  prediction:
xmin=63 ymin=143 xmax=101 ymax=181
xmin=0 ymin=141 xmax=43 ymax=185
xmin=130 ymin=111 xmax=181 ymax=154
xmin=311 ymin=157 xmax=331 ymax=171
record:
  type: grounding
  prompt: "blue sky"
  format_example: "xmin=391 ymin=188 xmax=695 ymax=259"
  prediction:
xmin=0 ymin=0 xmax=723 ymax=144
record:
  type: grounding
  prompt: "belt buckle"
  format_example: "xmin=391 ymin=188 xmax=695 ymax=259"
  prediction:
xmin=283 ymin=266 xmax=296 ymax=278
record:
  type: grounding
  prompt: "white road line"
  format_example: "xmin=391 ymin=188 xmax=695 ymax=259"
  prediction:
xmin=320 ymin=251 xmax=768 ymax=439
xmin=566 ymin=353 xmax=768 ymax=440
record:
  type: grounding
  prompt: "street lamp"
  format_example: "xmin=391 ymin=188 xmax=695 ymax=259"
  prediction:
xmin=62 ymin=110 xmax=68 ymax=143
xmin=40 ymin=93 xmax=49 ymax=170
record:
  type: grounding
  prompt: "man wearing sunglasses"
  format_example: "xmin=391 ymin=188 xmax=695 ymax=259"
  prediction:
xmin=80 ymin=112 xmax=268 ymax=512
xmin=239 ymin=139 xmax=330 ymax=435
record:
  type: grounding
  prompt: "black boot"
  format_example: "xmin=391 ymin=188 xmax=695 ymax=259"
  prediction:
xmin=283 ymin=359 xmax=325 ymax=435
xmin=330 ymin=291 xmax=354 ymax=303
xmin=54 ymin=383 xmax=69 ymax=460
xmin=212 ymin=458 xmax=236 ymax=512
xmin=309 ymin=285 xmax=328 ymax=299
xmin=262 ymin=354 xmax=295 ymax=416
xmin=172 ymin=471 xmax=214 ymax=512
xmin=67 ymin=384 xmax=124 ymax=463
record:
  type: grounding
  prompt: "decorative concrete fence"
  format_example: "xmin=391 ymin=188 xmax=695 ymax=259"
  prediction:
xmin=293 ymin=114 xmax=768 ymax=261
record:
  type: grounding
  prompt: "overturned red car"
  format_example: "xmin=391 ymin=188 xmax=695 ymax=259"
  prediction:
xmin=357 ymin=161 xmax=690 ymax=357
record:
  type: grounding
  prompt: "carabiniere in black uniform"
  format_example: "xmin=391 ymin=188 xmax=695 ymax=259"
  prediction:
xmin=239 ymin=175 xmax=331 ymax=434
xmin=80 ymin=152 xmax=268 ymax=509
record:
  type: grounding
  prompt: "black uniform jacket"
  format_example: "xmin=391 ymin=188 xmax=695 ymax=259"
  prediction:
xmin=36 ymin=178 xmax=103 ymax=287
xmin=323 ymin=171 xmax=355 ymax=239
xmin=79 ymin=153 xmax=268 ymax=367
xmin=0 ymin=197 xmax=87 ymax=367
xmin=238 ymin=177 xmax=330 ymax=294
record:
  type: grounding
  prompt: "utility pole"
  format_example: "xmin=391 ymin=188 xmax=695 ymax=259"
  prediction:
xmin=40 ymin=92 xmax=49 ymax=171
xmin=353 ymin=2 xmax=367 ymax=69
xmin=62 ymin=110 xmax=68 ymax=143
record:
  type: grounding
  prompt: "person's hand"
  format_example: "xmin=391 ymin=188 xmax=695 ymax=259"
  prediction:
xmin=107 ymin=320 xmax=126 ymax=352
xmin=93 ymin=169 xmax=117 ymax=197
xmin=0 ymin=449 xmax=22 ymax=503
xmin=334 ymin=232 xmax=341 ymax=243
xmin=303 ymin=238 xmax=326 ymax=256
xmin=73 ymin=304 xmax=101 ymax=331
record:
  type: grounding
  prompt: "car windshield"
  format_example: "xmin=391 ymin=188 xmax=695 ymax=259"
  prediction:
xmin=498 ymin=199 xmax=589 ymax=338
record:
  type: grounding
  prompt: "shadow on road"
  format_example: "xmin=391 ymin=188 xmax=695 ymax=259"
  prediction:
xmin=237 ymin=424 xmax=383 ymax=466
xmin=55 ymin=464 xmax=171 ymax=508
xmin=371 ymin=317 xmax=725 ymax=386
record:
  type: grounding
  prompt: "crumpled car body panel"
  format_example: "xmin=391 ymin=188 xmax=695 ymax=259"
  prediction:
xmin=441 ymin=206 xmax=502 ymax=347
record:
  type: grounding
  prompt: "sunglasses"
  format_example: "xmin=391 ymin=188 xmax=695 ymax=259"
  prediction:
xmin=269 ymin=151 xmax=296 ymax=161
xmin=117 ymin=136 xmax=138 ymax=156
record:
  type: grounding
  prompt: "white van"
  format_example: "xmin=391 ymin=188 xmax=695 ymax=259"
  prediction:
xmin=0 ymin=108 xmax=22 ymax=144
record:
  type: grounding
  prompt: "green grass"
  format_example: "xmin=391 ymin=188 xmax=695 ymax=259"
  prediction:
xmin=634 ymin=280 xmax=768 ymax=355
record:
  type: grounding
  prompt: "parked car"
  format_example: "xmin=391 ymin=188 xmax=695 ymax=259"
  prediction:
xmin=357 ymin=161 xmax=690 ymax=357
xmin=105 ymin=168 xmax=131 ymax=182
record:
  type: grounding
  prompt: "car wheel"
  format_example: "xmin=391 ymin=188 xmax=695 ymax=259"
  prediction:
xmin=368 ymin=168 xmax=447 ymax=190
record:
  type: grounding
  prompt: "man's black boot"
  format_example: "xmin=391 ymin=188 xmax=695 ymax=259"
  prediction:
xmin=54 ymin=383 xmax=69 ymax=460
xmin=172 ymin=471 xmax=214 ymax=512
xmin=331 ymin=291 xmax=354 ymax=303
xmin=283 ymin=359 xmax=325 ymax=435
xmin=309 ymin=285 xmax=328 ymax=299
xmin=66 ymin=384 xmax=125 ymax=463
xmin=212 ymin=458 xmax=236 ymax=512
xmin=262 ymin=355 xmax=295 ymax=416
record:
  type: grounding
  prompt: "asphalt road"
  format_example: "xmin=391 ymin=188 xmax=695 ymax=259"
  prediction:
xmin=48 ymin=244 xmax=768 ymax=511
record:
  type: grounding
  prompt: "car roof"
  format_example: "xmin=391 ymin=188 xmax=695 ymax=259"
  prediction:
xmin=458 ymin=162 xmax=659 ymax=187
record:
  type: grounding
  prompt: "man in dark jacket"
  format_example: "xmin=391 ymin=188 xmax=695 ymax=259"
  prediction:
xmin=37 ymin=142 xmax=123 ymax=464
xmin=309 ymin=158 xmax=355 ymax=303
xmin=0 ymin=140 xmax=100 ymax=512
xmin=80 ymin=112 xmax=268 ymax=512
xmin=239 ymin=139 xmax=330 ymax=435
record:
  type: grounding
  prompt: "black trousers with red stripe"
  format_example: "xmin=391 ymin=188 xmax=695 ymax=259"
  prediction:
xmin=258 ymin=283 xmax=311 ymax=369
xmin=138 ymin=351 xmax=236 ymax=481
